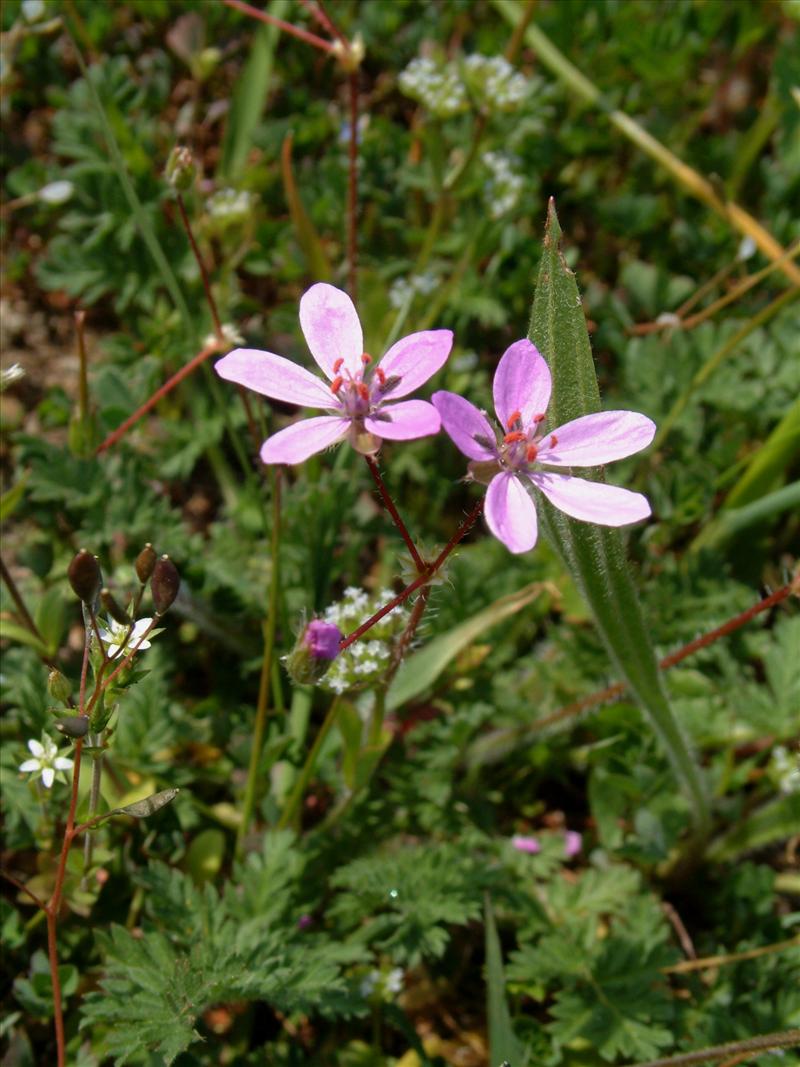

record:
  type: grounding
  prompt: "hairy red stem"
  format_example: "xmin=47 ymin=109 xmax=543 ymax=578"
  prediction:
xmin=176 ymin=193 xmax=223 ymax=339
xmin=223 ymin=0 xmax=335 ymax=53
xmin=364 ymin=455 xmax=426 ymax=572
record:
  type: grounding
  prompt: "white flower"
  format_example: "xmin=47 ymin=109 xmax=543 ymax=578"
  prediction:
xmin=19 ymin=736 xmax=73 ymax=789
xmin=37 ymin=180 xmax=73 ymax=205
xmin=98 ymin=617 xmax=153 ymax=658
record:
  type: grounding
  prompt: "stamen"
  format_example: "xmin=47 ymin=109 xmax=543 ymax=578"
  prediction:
xmin=549 ymin=434 xmax=558 ymax=447
xmin=360 ymin=352 xmax=372 ymax=364
xmin=332 ymin=357 xmax=344 ymax=373
xmin=376 ymin=367 xmax=386 ymax=385
xmin=503 ymin=431 xmax=527 ymax=444
xmin=526 ymin=444 xmax=538 ymax=462
xmin=533 ymin=412 xmax=546 ymax=423
xmin=357 ymin=382 xmax=370 ymax=402
xmin=331 ymin=376 xmax=343 ymax=394
xmin=507 ymin=410 xmax=522 ymax=430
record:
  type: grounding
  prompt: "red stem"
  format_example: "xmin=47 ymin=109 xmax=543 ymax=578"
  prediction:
xmin=340 ymin=498 xmax=483 ymax=651
xmin=364 ymin=455 xmax=426 ymax=572
xmin=176 ymin=193 xmax=223 ymax=339
xmin=96 ymin=340 xmax=222 ymax=454
xmin=222 ymin=0 xmax=335 ymax=53
xmin=347 ymin=71 xmax=359 ymax=301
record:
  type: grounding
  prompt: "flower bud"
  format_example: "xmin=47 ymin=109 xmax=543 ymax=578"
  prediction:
xmin=100 ymin=587 xmax=131 ymax=626
xmin=68 ymin=549 xmax=102 ymax=604
xmin=151 ymin=556 xmax=180 ymax=615
xmin=47 ymin=669 xmax=72 ymax=705
xmin=135 ymin=543 xmax=157 ymax=584
xmin=165 ymin=145 xmax=196 ymax=192
xmin=55 ymin=715 xmax=90 ymax=739
xmin=284 ymin=620 xmax=342 ymax=685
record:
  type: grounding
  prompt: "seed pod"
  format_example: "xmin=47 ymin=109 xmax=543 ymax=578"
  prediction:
xmin=135 ymin=543 xmax=157 ymax=584
xmin=55 ymin=715 xmax=90 ymax=739
xmin=47 ymin=669 xmax=72 ymax=704
xmin=68 ymin=550 xmax=102 ymax=604
xmin=165 ymin=145 xmax=196 ymax=191
xmin=151 ymin=556 xmax=180 ymax=615
xmin=101 ymin=587 xmax=131 ymax=626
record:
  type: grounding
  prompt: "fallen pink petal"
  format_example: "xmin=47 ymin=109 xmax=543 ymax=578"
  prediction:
xmin=511 ymin=834 xmax=541 ymax=854
xmin=433 ymin=339 xmax=655 ymax=553
xmin=216 ymin=283 xmax=453 ymax=463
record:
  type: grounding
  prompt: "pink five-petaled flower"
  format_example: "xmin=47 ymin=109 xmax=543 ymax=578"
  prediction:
xmin=432 ymin=339 xmax=656 ymax=554
xmin=215 ymin=283 xmax=453 ymax=463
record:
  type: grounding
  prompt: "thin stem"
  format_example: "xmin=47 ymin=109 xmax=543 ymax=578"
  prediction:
xmin=347 ymin=71 xmax=359 ymax=301
xmin=278 ymin=696 xmax=341 ymax=830
xmin=96 ymin=339 xmax=224 ymax=454
xmin=236 ymin=468 xmax=282 ymax=855
xmin=0 ymin=869 xmax=46 ymax=909
xmin=385 ymin=584 xmax=431 ymax=685
xmin=222 ymin=0 xmax=335 ymax=53
xmin=364 ymin=455 xmax=425 ymax=572
xmin=75 ymin=310 xmax=89 ymax=422
xmin=340 ymin=498 xmax=483 ymax=652
xmin=663 ymin=936 xmax=799 ymax=975
xmin=626 ymin=1029 xmax=800 ymax=1067
xmin=176 ymin=192 xmax=223 ymax=339
xmin=298 ymin=0 xmax=347 ymax=46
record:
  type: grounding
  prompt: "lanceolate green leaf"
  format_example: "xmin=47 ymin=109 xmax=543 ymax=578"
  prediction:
xmin=485 ymin=895 xmax=527 ymax=1067
xmin=529 ymin=201 xmax=709 ymax=835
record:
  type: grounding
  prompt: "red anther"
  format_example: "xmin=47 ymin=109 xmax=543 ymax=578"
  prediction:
xmin=376 ymin=367 xmax=386 ymax=385
xmin=503 ymin=431 xmax=527 ymax=444
xmin=534 ymin=412 xmax=546 ymax=423
xmin=507 ymin=410 xmax=522 ymax=429
xmin=332 ymin=357 xmax=344 ymax=373
xmin=526 ymin=444 xmax=538 ymax=462
xmin=331 ymin=376 xmax=343 ymax=394
xmin=360 ymin=352 xmax=372 ymax=364
xmin=357 ymin=382 xmax=370 ymax=402
xmin=549 ymin=434 xmax=558 ymax=447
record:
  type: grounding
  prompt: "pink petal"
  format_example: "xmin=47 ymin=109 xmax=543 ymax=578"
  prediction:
xmin=512 ymin=834 xmax=541 ymax=854
xmin=492 ymin=339 xmax=551 ymax=430
xmin=365 ymin=400 xmax=440 ymax=441
xmin=432 ymin=391 xmax=497 ymax=461
xmin=215 ymin=349 xmax=332 ymax=408
xmin=377 ymin=330 xmax=453 ymax=399
xmin=260 ymin=415 xmax=349 ymax=465
xmin=531 ymin=472 xmax=651 ymax=526
xmin=485 ymin=473 xmax=538 ymax=554
xmin=299 ymin=283 xmax=363 ymax=379
xmin=536 ymin=411 xmax=656 ymax=467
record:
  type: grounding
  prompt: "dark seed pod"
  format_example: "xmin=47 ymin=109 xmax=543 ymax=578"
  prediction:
xmin=135 ymin=543 xmax=157 ymax=584
xmin=55 ymin=715 xmax=90 ymax=739
xmin=151 ymin=555 xmax=180 ymax=615
xmin=100 ymin=587 xmax=131 ymax=625
xmin=68 ymin=550 xmax=102 ymax=604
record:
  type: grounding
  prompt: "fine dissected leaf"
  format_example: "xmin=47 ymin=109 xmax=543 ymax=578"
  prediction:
xmin=387 ymin=581 xmax=549 ymax=711
xmin=529 ymin=200 xmax=709 ymax=834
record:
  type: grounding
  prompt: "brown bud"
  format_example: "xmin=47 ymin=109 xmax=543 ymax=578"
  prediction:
xmin=100 ymin=587 xmax=131 ymax=626
xmin=135 ymin=543 xmax=157 ymax=584
xmin=68 ymin=549 xmax=102 ymax=604
xmin=151 ymin=555 xmax=180 ymax=615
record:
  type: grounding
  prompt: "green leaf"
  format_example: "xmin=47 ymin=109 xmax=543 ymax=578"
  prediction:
xmin=0 ymin=619 xmax=50 ymax=658
xmin=691 ymin=480 xmax=800 ymax=553
xmin=185 ymin=828 xmax=226 ymax=885
xmin=387 ymin=582 xmax=548 ymax=711
xmin=708 ymin=793 xmax=800 ymax=862
xmin=529 ymin=201 xmax=709 ymax=834
xmin=0 ymin=475 xmax=28 ymax=522
xmin=723 ymin=394 xmax=800 ymax=509
xmin=485 ymin=896 xmax=527 ymax=1067
xmin=281 ymin=131 xmax=332 ymax=281
xmin=219 ymin=1 xmax=288 ymax=182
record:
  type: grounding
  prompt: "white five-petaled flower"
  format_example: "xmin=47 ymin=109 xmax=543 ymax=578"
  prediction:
xmin=214 ymin=283 xmax=453 ymax=463
xmin=19 ymin=736 xmax=73 ymax=789
xmin=433 ymin=339 xmax=656 ymax=554
xmin=98 ymin=617 xmax=153 ymax=658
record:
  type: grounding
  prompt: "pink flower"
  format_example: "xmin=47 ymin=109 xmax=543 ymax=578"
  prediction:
xmin=432 ymin=340 xmax=655 ymax=554
xmin=511 ymin=834 xmax=541 ymax=854
xmin=215 ymin=283 xmax=453 ymax=463
xmin=564 ymin=830 xmax=582 ymax=858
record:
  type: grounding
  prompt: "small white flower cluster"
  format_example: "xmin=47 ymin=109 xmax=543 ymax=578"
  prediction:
xmin=482 ymin=151 xmax=524 ymax=218
xmin=359 ymin=966 xmax=404 ymax=1000
xmin=207 ymin=188 xmax=254 ymax=226
xmin=97 ymin=617 xmax=154 ymax=659
xmin=388 ymin=271 xmax=439 ymax=310
xmin=398 ymin=57 xmax=468 ymax=118
xmin=463 ymin=54 xmax=528 ymax=111
xmin=320 ymin=587 xmax=409 ymax=694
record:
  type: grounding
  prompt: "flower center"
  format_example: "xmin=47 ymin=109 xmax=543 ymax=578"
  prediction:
xmin=328 ymin=353 xmax=399 ymax=419
xmin=497 ymin=411 xmax=550 ymax=471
